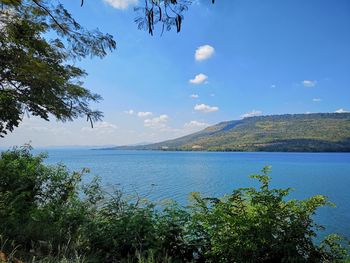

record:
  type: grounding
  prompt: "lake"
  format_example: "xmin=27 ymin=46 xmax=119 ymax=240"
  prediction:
xmin=37 ymin=149 xmax=350 ymax=239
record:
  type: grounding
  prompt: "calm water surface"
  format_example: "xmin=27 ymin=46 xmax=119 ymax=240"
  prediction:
xmin=37 ymin=149 xmax=350 ymax=239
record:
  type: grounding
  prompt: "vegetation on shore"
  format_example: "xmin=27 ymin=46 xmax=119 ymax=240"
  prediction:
xmin=113 ymin=113 xmax=350 ymax=152
xmin=0 ymin=146 xmax=349 ymax=262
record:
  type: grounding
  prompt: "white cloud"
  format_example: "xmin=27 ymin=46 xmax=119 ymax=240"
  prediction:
xmin=189 ymin=73 xmax=208 ymax=85
xmin=312 ymin=98 xmax=322 ymax=102
xmin=104 ymin=0 xmax=138 ymax=9
xmin=26 ymin=126 xmax=70 ymax=136
xmin=240 ymin=110 xmax=262 ymax=118
xmin=195 ymin=45 xmax=215 ymax=61
xmin=190 ymin=94 xmax=199 ymax=99
xmin=144 ymin=114 xmax=169 ymax=128
xmin=137 ymin=111 xmax=153 ymax=118
xmin=302 ymin=80 xmax=317 ymax=87
xmin=184 ymin=120 xmax=209 ymax=128
xmin=82 ymin=121 xmax=118 ymax=134
xmin=96 ymin=121 xmax=118 ymax=129
xmin=124 ymin=109 xmax=134 ymax=115
xmin=271 ymin=84 xmax=276 ymax=88
xmin=210 ymin=93 xmax=215 ymax=97
xmin=194 ymin=103 xmax=219 ymax=113
xmin=335 ymin=108 xmax=349 ymax=113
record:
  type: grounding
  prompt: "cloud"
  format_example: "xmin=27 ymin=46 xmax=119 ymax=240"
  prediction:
xmin=124 ymin=109 xmax=134 ymax=115
xmin=26 ymin=126 xmax=70 ymax=136
xmin=335 ymin=108 xmax=349 ymax=113
xmin=103 ymin=0 xmax=138 ymax=9
xmin=96 ymin=121 xmax=118 ymax=129
xmin=312 ymin=98 xmax=322 ymax=102
xmin=189 ymin=73 xmax=208 ymax=85
xmin=302 ymin=80 xmax=317 ymax=87
xmin=137 ymin=111 xmax=153 ymax=118
xmin=240 ymin=110 xmax=262 ymax=118
xmin=195 ymin=45 xmax=215 ymax=61
xmin=271 ymin=84 xmax=276 ymax=88
xmin=82 ymin=121 xmax=118 ymax=134
xmin=144 ymin=114 xmax=169 ymax=128
xmin=184 ymin=120 xmax=209 ymax=128
xmin=194 ymin=103 xmax=219 ymax=113
xmin=190 ymin=94 xmax=199 ymax=99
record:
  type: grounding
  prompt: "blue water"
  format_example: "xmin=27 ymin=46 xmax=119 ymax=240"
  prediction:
xmin=37 ymin=149 xmax=350 ymax=239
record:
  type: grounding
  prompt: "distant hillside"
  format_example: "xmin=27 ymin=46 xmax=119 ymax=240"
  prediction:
xmin=111 ymin=113 xmax=350 ymax=152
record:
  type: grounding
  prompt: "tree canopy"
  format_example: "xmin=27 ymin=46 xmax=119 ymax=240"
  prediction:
xmin=0 ymin=0 xmax=116 ymax=137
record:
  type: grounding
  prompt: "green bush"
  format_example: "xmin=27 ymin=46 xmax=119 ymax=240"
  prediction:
xmin=0 ymin=147 xmax=349 ymax=262
xmin=0 ymin=146 xmax=91 ymax=259
xmin=187 ymin=167 xmax=349 ymax=262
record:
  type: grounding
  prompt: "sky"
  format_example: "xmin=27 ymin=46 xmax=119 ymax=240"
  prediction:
xmin=2 ymin=0 xmax=350 ymax=147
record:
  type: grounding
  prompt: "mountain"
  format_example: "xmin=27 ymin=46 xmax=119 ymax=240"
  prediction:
xmin=111 ymin=113 xmax=350 ymax=152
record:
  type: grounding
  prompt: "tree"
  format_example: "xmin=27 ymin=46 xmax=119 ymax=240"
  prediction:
xmin=0 ymin=0 xmax=116 ymax=137
xmin=0 ymin=0 xmax=214 ymax=138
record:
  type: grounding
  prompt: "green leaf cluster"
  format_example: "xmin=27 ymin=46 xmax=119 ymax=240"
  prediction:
xmin=0 ymin=0 xmax=116 ymax=137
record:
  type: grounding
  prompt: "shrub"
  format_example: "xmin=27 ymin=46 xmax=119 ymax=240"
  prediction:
xmin=0 ymin=147 xmax=349 ymax=262
xmin=187 ymin=166 xmax=349 ymax=262
xmin=0 ymin=146 xmax=91 ymax=259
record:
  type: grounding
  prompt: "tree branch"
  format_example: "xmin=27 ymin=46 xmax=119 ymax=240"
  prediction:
xmin=31 ymin=0 xmax=68 ymax=34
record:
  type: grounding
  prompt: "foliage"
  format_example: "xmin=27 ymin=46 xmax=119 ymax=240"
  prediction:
xmin=0 ymin=145 xmax=90 ymax=258
xmin=0 ymin=0 xmax=116 ymax=137
xmin=122 ymin=113 xmax=350 ymax=152
xmin=134 ymin=0 xmax=191 ymax=36
xmin=187 ymin=166 xmax=348 ymax=262
xmin=0 ymin=147 xmax=349 ymax=262
xmin=134 ymin=0 xmax=215 ymax=35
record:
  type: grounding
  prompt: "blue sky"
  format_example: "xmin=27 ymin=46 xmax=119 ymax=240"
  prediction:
xmin=2 ymin=0 xmax=350 ymax=147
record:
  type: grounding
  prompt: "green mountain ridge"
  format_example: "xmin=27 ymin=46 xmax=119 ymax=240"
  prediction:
xmin=112 ymin=113 xmax=350 ymax=152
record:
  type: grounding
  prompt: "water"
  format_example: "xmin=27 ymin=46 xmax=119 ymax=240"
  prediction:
xmin=37 ymin=149 xmax=350 ymax=239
